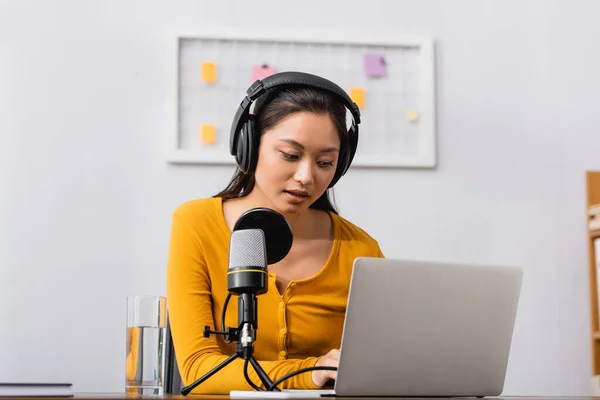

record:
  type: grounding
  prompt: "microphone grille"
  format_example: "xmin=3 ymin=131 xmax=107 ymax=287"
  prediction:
xmin=229 ymin=229 xmax=267 ymax=269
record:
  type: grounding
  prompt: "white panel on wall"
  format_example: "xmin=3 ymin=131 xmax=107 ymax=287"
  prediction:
xmin=166 ymin=28 xmax=437 ymax=169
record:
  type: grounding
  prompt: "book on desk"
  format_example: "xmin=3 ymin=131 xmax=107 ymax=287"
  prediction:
xmin=0 ymin=383 xmax=73 ymax=398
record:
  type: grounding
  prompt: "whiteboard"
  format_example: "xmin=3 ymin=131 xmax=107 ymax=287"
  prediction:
xmin=166 ymin=28 xmax=437 ymax=168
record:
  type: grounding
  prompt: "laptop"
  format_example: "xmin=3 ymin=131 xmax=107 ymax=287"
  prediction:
xmin=231 ymin=257 xmax=523 ymax=398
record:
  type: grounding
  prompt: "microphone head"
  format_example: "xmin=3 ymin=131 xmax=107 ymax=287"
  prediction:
xmin=233 ymin=207 xmax=293 ymax=265
xmin=227 ymin=229 xmax=268 ymax=295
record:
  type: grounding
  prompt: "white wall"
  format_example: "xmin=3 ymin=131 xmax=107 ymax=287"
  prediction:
xmin=1 ymin=0 xmax=600 ymax=395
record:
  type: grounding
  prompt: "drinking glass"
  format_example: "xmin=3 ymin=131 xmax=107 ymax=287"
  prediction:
xmin=125 ymin=296 xmax=167 ymax=395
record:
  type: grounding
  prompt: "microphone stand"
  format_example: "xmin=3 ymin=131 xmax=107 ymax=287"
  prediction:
xmin=180 ymin=293 xmax=277 ymax=395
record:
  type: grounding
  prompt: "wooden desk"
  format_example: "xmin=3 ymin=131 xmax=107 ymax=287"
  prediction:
xmin=6 ymin=394 xmax=597 ymax=400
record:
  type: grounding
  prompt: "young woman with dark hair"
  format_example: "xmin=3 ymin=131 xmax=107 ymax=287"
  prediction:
xmin=166 ymin=73 xmax=384 ymax=395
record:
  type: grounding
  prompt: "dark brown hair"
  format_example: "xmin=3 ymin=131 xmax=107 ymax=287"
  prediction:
xmin=213 ymin=87 xmax=348 ymax=214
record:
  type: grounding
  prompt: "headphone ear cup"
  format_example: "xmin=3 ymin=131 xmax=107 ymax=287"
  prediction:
xmin=236 ymin=124 xmax=250 ymax=173
xmin=345 ymin=125 xmax=359 ymax=172
xmin=245 ymin=119 xmax=259 ymax=173
xmin=328 ymin=163 xmax=343 ymax=189
xmin=328 ymin=144 xmax=347 ymax=189
xmin=328 ymin=124 xmax=358 ymax=188
xmin=234 ymin=116 xmax=260 ymax=174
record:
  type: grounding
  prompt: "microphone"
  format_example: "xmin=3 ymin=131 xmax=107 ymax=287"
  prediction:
xmin=227 ymin=229 xmax=268 ymax=295
xmin=228 ymin=207 xmax=293 ymax=295
xmin=233 ymin=207 xmax=293 ymax=265
xmin=226 ymin=207 xmax=293 ymax=347
xmin=184 ymin=207 xmax=292 ymax=395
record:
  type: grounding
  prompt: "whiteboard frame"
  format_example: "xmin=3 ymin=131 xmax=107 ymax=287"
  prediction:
xmin=166 ymin=27 xmax=437 ymax=169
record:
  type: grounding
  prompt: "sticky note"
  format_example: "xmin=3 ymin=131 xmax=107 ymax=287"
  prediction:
xmin=349 ymin=88 xmax=365 ymax=108
xmin=252 ymin=64 xmax=275 ymax=82
xmin=406 ymin=109 xmax=420 ymax=123
xmin=364 ymin=53 xmax=387 ymax=77
xmin=201 ymin=62 xmax=216 ymax=83
xmin=200 ymin=124 xmax=216 ymax=144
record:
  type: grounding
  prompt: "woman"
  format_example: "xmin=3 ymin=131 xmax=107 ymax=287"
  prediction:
xmin=166 ymin=72 xmax=384 ymax=394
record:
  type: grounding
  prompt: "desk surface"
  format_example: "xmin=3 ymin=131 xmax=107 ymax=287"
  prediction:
xmin=8 ymin=394 xmax=596 ymax=400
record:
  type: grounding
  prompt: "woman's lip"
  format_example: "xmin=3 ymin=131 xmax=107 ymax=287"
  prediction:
xmin=285 ymin=190 xmax=309 ymax=197
xmin=284 ymin=191 xmax=309 ymax=203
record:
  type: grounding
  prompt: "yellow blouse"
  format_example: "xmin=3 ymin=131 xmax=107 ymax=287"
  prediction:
xmin=166 ymin=197 xmax=384 ymax=394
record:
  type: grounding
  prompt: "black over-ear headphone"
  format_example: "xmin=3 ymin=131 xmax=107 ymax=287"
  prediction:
xmin=229 ymin=71 xmax=361 ymax=188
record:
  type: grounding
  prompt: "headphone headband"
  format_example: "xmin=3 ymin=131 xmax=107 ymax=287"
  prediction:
xmin=248 ymin=73 xmax=362 ymax=123
xmin=229 ymin=71 xmax=361 ymax=188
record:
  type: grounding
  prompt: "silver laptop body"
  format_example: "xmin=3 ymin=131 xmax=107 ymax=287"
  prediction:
xmin=332 ymin=257 xmax=523 ymax=397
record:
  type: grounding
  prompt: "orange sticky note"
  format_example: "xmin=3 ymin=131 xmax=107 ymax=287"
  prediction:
xmin=201 ymin=62 xmax=217 ymax=83
xmin=349 ymin=88 xmax=365 ymax=108
xmin=200 ymin=124 xmax=216 ymax=144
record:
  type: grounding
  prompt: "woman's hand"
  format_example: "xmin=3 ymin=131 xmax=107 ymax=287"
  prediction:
xmin=312 ymin=349 xmax=340 ymax=387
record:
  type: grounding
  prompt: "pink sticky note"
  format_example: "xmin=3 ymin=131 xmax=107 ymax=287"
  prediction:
xmin=251 ymin=65 xmax=275 ymax=82
xmin=364 ymin=53 xmax=386 ymax=77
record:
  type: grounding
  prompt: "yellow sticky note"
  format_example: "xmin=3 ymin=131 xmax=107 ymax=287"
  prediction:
xmin=350 ymin=88 xmax=365 ymax=108
xmin=406 ymin=109 xmax=420 ymax=122
xmin=200 ymin=124 xmax=216 ymax=144
xmin=201 ymin=62 xmax=217 ymax=83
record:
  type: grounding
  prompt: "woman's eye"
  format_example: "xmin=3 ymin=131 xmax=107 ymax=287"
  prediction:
xmin=280 ymin=151 xmax=299 ymax=160
xmin=318 ymin=161 xmax=335 ymax=168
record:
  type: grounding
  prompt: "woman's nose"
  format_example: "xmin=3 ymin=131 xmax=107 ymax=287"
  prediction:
xmin=294 ymin=161 xmax=314 ymax=186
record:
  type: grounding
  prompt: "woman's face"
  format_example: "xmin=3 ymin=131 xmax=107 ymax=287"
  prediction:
xmin=252 ymin=111 xmax=340 ymax=217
